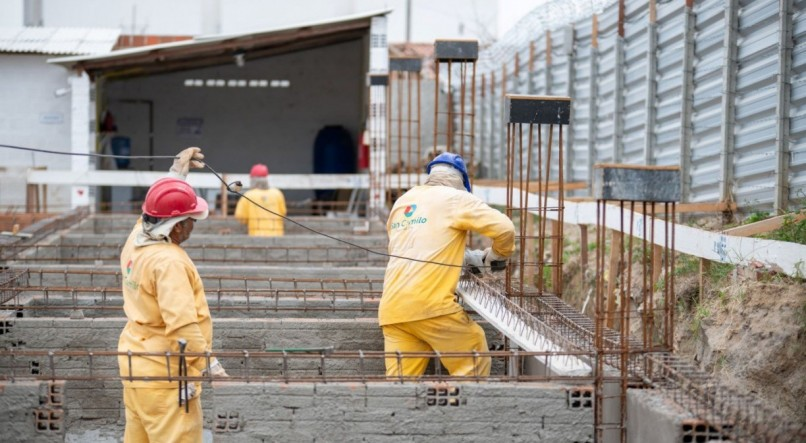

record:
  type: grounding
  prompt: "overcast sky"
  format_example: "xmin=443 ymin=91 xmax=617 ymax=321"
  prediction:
xmin=0 ymin=0 xmax=548 ymax=44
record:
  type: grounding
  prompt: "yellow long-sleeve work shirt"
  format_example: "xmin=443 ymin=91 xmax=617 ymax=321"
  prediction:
xmin=378 ymin=185 xmax=515 ymax=326
xmin=234 ymin=188 xmax=287 ymax=236
xmin=118 ymin=221 xmax=212 ymax=389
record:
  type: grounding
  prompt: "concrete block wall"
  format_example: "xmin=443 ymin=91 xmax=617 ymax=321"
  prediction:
xmin=0 ymin=317 xmax=385 ymax=360
xmin=0 ymin=380 xmax=595 ymax=442
xmin=212 ymin=382 xmax=594 ymax=442
xmin=8 ymin=262 xmax=385 ymax=290
xmin=73 ymin=215 xmax=387 ymax=236
xmin=0 ymin=381 xmax=65 ymax=443
xmin=56 ymin=233 xmax=388 ymax=248
xmin=12 ymin=247 xmax=390 ymax=266
xmin=626 ymin=388 xmax=704 ymax=443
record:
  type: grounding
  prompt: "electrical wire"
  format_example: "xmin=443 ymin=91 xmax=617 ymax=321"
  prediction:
xmin=0 ymin=143 xmax=179 ymax=160
xmin=202 ymin=162 xmax=466 ymax=268
xmin=0 ymin=143 xmax=487 ymax=270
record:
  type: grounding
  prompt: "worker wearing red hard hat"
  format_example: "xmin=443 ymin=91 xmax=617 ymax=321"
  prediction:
xmin=379 ymin=152 xmax=515 ymax=377
xmin=234 ymin=163 xmax=287 ymax=236
xmin=118 ymin=147 xmax=226 ymax=443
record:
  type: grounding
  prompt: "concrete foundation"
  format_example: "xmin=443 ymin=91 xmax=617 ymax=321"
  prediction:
xmin=0 ymin=212 xmax=612 ymax=442
xmin=0 ymin=380 xmax=594 ymax=442
xmin=625 ymin=388 xmax=727 ymax=443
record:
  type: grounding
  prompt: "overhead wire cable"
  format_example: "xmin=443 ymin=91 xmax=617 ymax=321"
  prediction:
xmin=0 ymin=143 xmax=487 ymax=270
xmin=201 ymin=162 xmax=468 ymax=268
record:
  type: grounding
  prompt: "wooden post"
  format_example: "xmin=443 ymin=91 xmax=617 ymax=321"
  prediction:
xmin=26 ymin=184 xmax=40 ymax=213
xmin=220 ymin=174 xmax=229 ymax=217
xmin=607 ymin=230 xmax=623 ymax=329
xmin=580 ymin=225 xmax=589 ymax=271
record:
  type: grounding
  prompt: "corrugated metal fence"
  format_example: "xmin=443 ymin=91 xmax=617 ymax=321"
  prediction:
xmin=473 ymin=0 xmax=805 ymax=212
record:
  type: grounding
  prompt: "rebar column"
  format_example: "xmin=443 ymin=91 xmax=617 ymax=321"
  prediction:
xmin=592 ymin=164 xmax=681 ymax=443
xmin=433 ymin=39 xmax=478 ymax=185
xmin=388 ymin=57 xmax=424 ymax=202
xmin=368 ymin=74 xmax=389 ymax=218
xmin=502 ymin=95 xmax=571 ymax=310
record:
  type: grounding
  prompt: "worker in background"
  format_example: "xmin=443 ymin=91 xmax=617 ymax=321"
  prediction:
xmin=234 ymin=163 xmax=287 ymax=236
xmin=379 ymin=152 xmax=515 ymax=377
xmin=118 ymin=147 xmax=227 ymax=443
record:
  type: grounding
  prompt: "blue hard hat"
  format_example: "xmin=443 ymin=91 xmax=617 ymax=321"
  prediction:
xmin=426 ymin=152 xmax=471 ymax=192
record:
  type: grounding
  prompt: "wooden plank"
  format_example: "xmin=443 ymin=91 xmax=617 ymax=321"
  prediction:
xmin=606 ymin=230 xmax=623 ymax=329
xmin=474 ymin=185 xmax=806 ymax=277
xmin=0 ymin=214 xmax=53 ymax=231
xmin=722 ymin=212 xmax=806 ymax=237
xmin=27 ymin=170 xmax=372 ymax=190
xmin=592 ymin=163 xmax=679 ymax=171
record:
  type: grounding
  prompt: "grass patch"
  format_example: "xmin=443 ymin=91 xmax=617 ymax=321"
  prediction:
xmin=759 ymin=212 xmax=806 ymax=245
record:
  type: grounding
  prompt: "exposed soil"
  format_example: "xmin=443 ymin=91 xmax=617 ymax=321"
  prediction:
xmin=559 ymin=222 xmax=806 ymax=425
xmin=676 ymin=276 xmax=806 ymax=424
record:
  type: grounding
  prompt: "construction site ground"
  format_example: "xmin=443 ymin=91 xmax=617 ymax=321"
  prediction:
xmin=561 ymin=215 xmax=806 ymax=426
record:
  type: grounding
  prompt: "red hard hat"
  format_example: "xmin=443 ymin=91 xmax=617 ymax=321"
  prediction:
xmin=142 ymin=178 xmax=209 ymax=219
xmin=250 ymin=164 xmax=269 ymax=177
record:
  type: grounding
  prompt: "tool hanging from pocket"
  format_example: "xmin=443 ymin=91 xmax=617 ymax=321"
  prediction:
xmin=178 ymin=338 xmax=189 ymax=413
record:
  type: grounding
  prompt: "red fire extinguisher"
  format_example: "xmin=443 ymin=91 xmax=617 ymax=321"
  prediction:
xmin=358 ymin=130 xmax=370 ymax=171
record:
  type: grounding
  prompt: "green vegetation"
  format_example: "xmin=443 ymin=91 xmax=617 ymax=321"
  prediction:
xmin=759 ymin=212 xmax=806 ymax=245
xmin=744 ymin=210 xmax=771 ymax=225
xmin=690 ymin=303 xmax=711 ymax=338
xmin=674 ymin=254 xmax=699 ymax=277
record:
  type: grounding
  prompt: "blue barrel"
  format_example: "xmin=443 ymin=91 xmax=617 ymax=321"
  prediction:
xmin=111 ymin=136 xmax=131 ymax=169
xmin=313 ymin=126 xmax=355 ymax=200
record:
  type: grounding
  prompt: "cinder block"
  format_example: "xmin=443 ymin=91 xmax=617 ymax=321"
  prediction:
xmin=369 ymin=74 xmax=388 ymax=86
xmin=435 ymin=39 xmax=479 ymax=61
xmin=593 ymin=164 xmax=681 ymax=202
xmin=505 ymin=94 xmax=572 ymax=125
xmin=389 ymin=57 xmax=422 ymax=72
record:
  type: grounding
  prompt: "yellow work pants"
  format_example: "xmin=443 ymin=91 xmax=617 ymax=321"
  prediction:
xmin=382 ymin=311 xmax=491 ymax=377
xmin=123 ymin=387 xmax=202 ymax=443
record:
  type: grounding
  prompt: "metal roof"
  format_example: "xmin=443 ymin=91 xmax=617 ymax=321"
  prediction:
xmin=48 ymin=9 xmax=390 ymax=78
xmin=0 ymin=27 xmax=120 ymax=55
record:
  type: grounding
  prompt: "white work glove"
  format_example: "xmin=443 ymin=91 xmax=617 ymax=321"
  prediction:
xmin=201 ymin=357 xmax=229 ymax=377
xmin=179 ymin=382 xmax=197 ymax=405
xmin=463 ymin=249 xmax=486 ymax=275
xmin=483 ymin=247 xmax=508 ymax=273
xmin=169 ymin=147 xmax=205 ymax=179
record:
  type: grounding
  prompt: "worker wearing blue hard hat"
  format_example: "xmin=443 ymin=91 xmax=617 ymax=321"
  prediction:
xmin=379 ymin=151 xmax=515 ymax=377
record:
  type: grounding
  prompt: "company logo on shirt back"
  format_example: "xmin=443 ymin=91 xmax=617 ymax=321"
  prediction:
xmin=391 ymin=203 xmax=427 ymax=231
xmin=124 ymin=259 xmax=139 ymax=290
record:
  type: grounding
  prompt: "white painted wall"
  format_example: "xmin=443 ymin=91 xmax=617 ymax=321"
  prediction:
xmin=102 ymin=38 xmax=366 ymax=202
xmin=0 ymin=54 xmax=73 ymax=210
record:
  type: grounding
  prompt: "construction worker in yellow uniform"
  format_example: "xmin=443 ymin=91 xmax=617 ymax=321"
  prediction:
xmin=118 ymin=147 xmax=227 ymax=443
xmin=379 ymin=152 xmax=515 ymax=377
xmin=234 ymin=163 xmax=287 ymax=236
